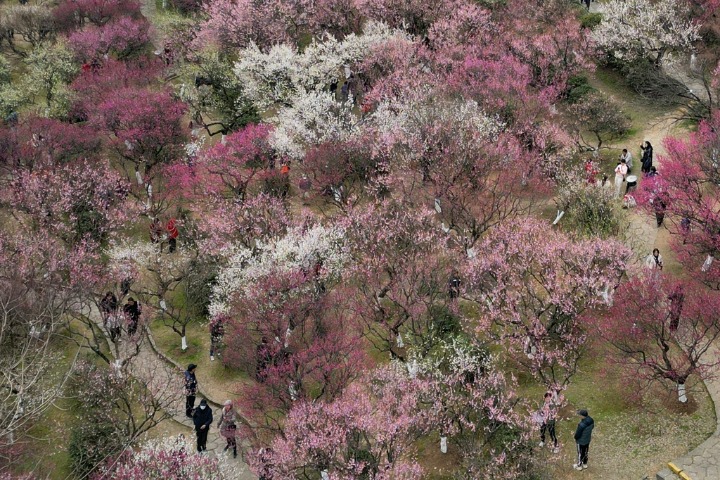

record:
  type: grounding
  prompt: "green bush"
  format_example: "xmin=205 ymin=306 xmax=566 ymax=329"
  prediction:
xmin=579 ymin=12 xmax=602 ymax=29
xmin=429 ymin=305 xmax=461 ymax=338
xmin=566 ymin=75 xmax=596 ymax=104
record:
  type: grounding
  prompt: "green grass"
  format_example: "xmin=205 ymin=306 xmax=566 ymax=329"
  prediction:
xmin=11 ymin=334 xmax=82 ymax=479
xmin=149 ymin=317 xmax=249 ymax=400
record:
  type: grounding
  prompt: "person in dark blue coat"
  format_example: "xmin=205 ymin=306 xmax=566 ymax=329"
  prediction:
xmin=192 ymin=399 xmax=213 ymax=452
xmin=574 ymin=409 xmax=594 ymax=470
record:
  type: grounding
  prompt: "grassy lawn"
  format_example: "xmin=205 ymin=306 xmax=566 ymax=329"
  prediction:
xmin=149 ymin=317 xmax=250 ymax=402
xmin=537 ymin=341 xmax=714 ymax=479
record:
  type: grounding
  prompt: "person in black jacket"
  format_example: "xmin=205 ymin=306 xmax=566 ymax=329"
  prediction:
xmin=192 ymin=398 xmax=213 ymax=452
xmin=100 ymin=292 xmax=118 ymax=326
xmin=184 ymin=364 xmax=198 ymax=417
xmin=641 ymin=141 xmax=653 ymax=174
xmin=574 ymin=409 xmax=594 ymax=470
xmin=123 ymin=297 xmax=141 ymax=336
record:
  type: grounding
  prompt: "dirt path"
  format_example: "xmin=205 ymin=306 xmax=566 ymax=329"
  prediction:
xmin=593 ymin=95 xmax=720 ymax=480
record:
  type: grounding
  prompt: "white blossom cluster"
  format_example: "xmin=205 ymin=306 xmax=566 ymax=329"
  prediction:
xmin=369 ymin=96 xmax=504 ymax=154
xmin=234 ymin=21 xmax=407 ymax=110
xmin=209 ymin=224 xmax=348 ymax=316
xmin=268 ymin=90 xmax=356 ymax=159
xmin=593 ymin=0 xmax=700 ymax=63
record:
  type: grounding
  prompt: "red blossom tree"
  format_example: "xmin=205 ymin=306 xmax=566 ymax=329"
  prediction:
xmin=67 ymin=16 xmax=152 ymax=62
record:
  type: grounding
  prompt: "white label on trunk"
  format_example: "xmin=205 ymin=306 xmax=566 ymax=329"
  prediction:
xmin=678 ymin=383 xmax=687 ymax=403
xmin=440 ymin=436 xmax=448 ymax=453
xmin=702 ymin=255 xmax=714 ymax=272
xmin=181 ymin=336 xmax=188 ymax=351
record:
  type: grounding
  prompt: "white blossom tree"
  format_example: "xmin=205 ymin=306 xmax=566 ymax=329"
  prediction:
xmin=234 ymin=21 xmax=405 ymax=110
xmin=594 ymin=0 xmax=700 ymax=66
xmin=210 ymin=224 xmax=348 ymax=316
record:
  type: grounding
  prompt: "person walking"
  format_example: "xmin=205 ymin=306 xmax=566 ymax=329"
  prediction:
xmin=217 ymin=400 xmax=239 ymax=458
xmin=573 ymin=409 xmax=594 ymax=471
xmin=613 ymin=159 xmax=628 ymax=199
xmin=185 ymin=364 xmax=198 ymax=417
xmin=539 ymin=391 xmax=560 ymax=453
xmin=641 ymin=141 xmax=654 ymax=174
xmin=192 ymin=399 xmax=213 ymax=453
xmin=123 ymin=297 xmax=141 ymax=336
xmin=100 ymin=291 xmax=118 ymax=326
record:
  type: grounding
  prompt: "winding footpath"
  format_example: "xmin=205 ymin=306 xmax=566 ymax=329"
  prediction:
xmin=614 ymin=114 xmax=720 ymax=480
xmin=91 ymin=308 xmax=256 ymax=479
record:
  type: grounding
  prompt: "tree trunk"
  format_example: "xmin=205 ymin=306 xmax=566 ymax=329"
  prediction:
xmin=440 ymin=436 xmax=448 ymax=453
xmin=181 ymin=335 xmax=188 ymax=351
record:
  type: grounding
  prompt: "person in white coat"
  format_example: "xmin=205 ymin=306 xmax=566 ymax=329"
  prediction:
xmin=614 ymin=159 xmax=628 ymax=198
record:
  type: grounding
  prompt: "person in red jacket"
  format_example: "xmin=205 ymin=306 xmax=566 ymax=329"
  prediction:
xmin=167 ymin=218 xmax=179 ymax=253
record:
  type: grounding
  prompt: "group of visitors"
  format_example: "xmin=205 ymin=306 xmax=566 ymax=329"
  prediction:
xmin=613 ymin=141 xmax=655 ymax=199
xmin=185 ymin=364 xmax=239 ymax=456
xmin=100 ymin=291 xmax=141 ymax=342
xmin=535 ymin=391 xmax=595 ymax=471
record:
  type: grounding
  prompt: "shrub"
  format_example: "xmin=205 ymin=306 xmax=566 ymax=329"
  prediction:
xmin=69 ymin=420 xmax=124 ymax=478
xmin=579 ymin=12 xmax=602 ymax=29
xmin=566 ymin=75 xmax=596 ymax=103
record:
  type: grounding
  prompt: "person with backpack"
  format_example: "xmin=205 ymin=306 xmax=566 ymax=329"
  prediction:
xmin=192 ymin=399 xmax=213 ymax=452
xmin=184 ymin=364 xmax=198 ymax=417
xmin=574 ymin=409 xmax=595 ymax=470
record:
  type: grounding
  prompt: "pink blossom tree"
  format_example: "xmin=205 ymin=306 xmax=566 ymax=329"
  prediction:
xmin=93 ymin=436 xmax=233 ymax=480
xmin=300 ymin=139 xmax=381 ymax=211
xmin=345 ymin=202 xmax=463 ymax=360
xmin=598 ymin=274 xmax=720 ymax=403
xmin=249 ymin=364 xmax=430 ymax=479
xmin=90 ymin=86 xmax=187 ymax=174
xmin=463 ymin=218 xmax=629 ymax=388
xmin=0 ymin=116 xmax=102 ymax=172
xmin=222 ymin=271 xmax=366 ymax=438
xmin=53 ymin=0 xmax=142 ymax=32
